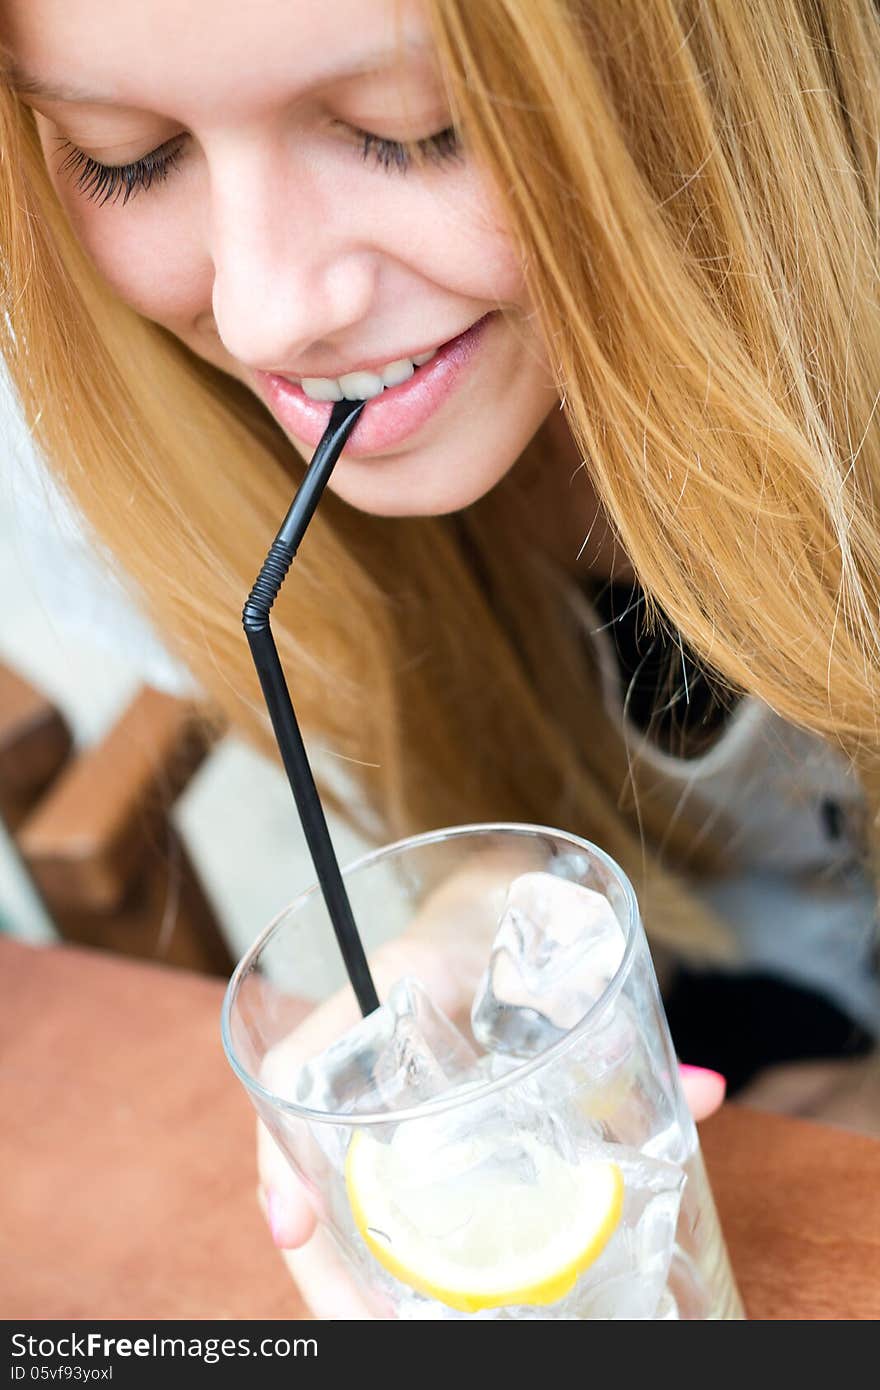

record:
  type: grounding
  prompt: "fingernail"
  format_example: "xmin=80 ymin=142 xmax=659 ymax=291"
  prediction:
xmin=266 ymin=1188 xmax=287 ymax=1247
xmin=680 ymin=1063 xmax=727 ymax=1089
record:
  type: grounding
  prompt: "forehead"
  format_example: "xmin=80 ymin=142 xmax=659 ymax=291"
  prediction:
xmin=1 ymin=0 xmax=436 ymax=115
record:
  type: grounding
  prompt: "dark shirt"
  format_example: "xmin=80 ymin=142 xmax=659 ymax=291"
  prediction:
xmin=590 ymin=579 xmax=874 ymax=1092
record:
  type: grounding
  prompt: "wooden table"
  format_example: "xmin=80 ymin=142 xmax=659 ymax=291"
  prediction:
xmin=2 ymin=937 xmax=878 ymax=1320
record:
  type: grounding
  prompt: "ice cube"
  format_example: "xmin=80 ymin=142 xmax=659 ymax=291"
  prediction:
xmin=562 ymin=1146 xmax=683 ymax=1320
xmin=390 ymin=1083 xmax=574 ymax=1188
xmin=524 ymin=992 xmax=683 ymax=1156
xmin=471 ymin=871 xmax=626 ymax=1056
xmin=294 ymin=976 xmax=478 ymax=1118
xmin=366 ymin=1079 xmax=580 ymax=1263
xmin=469 ymin=872 xmax=684 ymax=1157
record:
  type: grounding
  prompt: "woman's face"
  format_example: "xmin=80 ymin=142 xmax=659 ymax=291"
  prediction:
xmin=3 ymin=0 xmax=562 ymax=516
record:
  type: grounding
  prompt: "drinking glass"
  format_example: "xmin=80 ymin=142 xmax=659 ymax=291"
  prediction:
xmin=222 ymin=822 xmax=745 ymax=1320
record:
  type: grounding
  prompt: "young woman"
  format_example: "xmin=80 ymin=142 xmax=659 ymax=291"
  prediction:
xmin=2 ymin=0 xmax=879 ymax=1311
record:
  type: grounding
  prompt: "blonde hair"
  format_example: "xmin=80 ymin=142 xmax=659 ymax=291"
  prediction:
xmin=2 ymin=0 xmax=879 ymax=963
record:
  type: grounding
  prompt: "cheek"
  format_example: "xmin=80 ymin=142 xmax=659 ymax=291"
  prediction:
xmin=61 ymin=195 xmax=212 ymax=329
xmin=411 ymin=168 xmax=526 ymax=305
xmin=36 ymin=119 xmax=209 ymax=328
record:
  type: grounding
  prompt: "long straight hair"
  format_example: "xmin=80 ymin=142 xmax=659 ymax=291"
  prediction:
xmin=2 ymin=0 xmax=879 ymax=961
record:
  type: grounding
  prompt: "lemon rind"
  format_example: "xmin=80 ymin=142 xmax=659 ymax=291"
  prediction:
xmin=346 ymin=1131 xmax=625 ymax=1314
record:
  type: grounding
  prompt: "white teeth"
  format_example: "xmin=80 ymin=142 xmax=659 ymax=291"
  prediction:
xmin=297 ymin=345 xmax=438 ymax=402
xmin=338 ymin=370 xmax=385 ymax=400
xmin=381 ymin=358 xmax=415 ymax=388
xmin=300 ymin=377 xmax=343 ymax=402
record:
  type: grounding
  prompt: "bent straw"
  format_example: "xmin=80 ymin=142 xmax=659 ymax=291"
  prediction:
xmin=243 ymin=397 xmax=380 ymax=1015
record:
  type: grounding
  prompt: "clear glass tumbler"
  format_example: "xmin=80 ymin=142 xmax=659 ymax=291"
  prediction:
xmin=222 ymin=822 xmax=745 ymax=1320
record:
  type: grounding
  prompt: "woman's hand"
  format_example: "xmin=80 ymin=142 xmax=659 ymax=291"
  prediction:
xmin=256 ymin=1051 xmax=725 ymax=1320
xmin=254 ymin=844 xmax=728 ymax=1318
xmin=256 ymin=1005 xmax=726 ymax=1319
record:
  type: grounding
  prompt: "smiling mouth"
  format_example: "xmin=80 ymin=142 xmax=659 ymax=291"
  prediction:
xmin=274 ymin=323 xmax=481 ymax=403
xmin=280 ymin=350 xmax=437 ymax=402
xmin=255 ymin=312 xmax=496 ymax=458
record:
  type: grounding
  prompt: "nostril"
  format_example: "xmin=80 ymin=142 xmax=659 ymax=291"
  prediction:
xmin=820 ymin=798 xmax=844 ymax=841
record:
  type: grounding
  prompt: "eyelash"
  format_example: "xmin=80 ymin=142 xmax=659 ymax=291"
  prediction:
xmin=358 ymin=125 xmax=460 ymax=173
xmin=53 ymin=125 xmax=462 ymax=208
xmin=54 ymin=136 xmax=185 ymax=207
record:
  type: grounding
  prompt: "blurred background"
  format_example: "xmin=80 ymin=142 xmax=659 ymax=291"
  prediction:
xmin=0 ymin=368 xmax=370 ymax=976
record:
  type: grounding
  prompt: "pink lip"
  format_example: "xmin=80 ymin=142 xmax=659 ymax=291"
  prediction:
xmin=253 ymin=312 xmax=495 ymax=458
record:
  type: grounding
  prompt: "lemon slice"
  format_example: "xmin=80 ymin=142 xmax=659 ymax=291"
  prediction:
xmin=345 ymin=1127 xmax=624 ymax=1313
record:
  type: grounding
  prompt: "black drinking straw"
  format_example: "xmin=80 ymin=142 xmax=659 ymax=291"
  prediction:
xmin=242 ymin=396 xmax=380 ymax=1016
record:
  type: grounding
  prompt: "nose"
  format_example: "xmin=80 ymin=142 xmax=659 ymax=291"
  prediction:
xmin=207 ymin=142 xmax=379 ymax=371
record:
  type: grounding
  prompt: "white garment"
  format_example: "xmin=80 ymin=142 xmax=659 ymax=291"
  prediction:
xmin=1 ymin=368 xmax=195 ymax=705
xmin=570 ymin=585 xmax=880 ymax=1038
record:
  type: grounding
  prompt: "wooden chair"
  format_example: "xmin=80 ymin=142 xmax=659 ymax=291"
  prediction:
xmin=0 ymin=662 xmax=234 ymax=975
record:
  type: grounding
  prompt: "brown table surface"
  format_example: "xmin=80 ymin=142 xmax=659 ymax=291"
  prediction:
xmin=2 ymin=937 xmax=879 ymax=1321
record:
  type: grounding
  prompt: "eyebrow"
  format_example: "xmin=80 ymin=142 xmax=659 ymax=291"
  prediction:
xmin=3 ymin=69 xmax=114 ymax=104
xmin=3 ymin=40 xmax=430 ymax=106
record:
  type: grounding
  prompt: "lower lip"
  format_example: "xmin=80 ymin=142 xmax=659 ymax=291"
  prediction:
xmin=254 ymin=312 xmax=495 ymax=458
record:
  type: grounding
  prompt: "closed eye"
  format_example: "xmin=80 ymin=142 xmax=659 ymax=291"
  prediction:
xmin=353 ymin=124 xmax=462 ymax=172
xmin=52 ymin=121 xmax=463 ymax=208
xmin=53 ymin=134 xmax=187 ymax=207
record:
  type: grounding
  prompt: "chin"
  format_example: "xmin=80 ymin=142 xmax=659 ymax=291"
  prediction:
xmin=324 ymin=450 xmax=517 ymax=518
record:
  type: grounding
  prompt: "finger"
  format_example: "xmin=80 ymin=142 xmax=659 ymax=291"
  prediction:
xmin=256 ymin=1181 xmax=380 ymax=1318
xmin=276 ymin=1226 xmax=383 ymax=1320
xmin=257 ymin=1120 xmax=318 ymax=1248
xmin=678 ymin=1063 xmax=726 ymax=1120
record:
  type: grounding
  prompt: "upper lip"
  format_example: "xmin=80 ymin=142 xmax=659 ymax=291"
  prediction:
xmin=269 ymin=319 xmax=479 ymax=382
